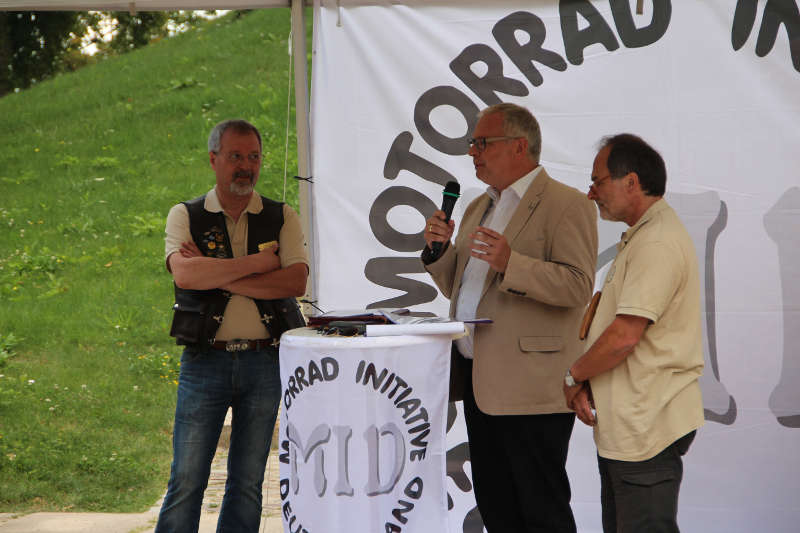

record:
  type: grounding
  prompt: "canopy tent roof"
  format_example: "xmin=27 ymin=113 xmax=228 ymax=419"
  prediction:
xmin=0 ymin=0 xmax=293 ymax=9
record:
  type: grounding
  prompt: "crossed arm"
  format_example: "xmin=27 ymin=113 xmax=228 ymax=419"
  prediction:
xmin=168 ymin=241 xmax=307 ymax=300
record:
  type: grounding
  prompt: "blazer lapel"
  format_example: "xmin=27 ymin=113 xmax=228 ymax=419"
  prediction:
xmin=505 ymin=170 xmax=548 ymax=243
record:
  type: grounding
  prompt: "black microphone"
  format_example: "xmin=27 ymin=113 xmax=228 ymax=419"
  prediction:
xmin=431 ymin=180 xmax=460 ymax=260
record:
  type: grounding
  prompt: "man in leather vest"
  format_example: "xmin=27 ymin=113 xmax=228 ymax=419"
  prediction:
xmin=156 ymin=119 xmax=308 ymax=533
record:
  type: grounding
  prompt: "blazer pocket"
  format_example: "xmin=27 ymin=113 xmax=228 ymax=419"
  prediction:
xmin=519 ymin=335 xmax=563 ymax=353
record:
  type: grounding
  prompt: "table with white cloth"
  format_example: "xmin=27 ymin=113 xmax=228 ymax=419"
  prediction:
xmin=277 ymin=327 xmax=452 ymax=533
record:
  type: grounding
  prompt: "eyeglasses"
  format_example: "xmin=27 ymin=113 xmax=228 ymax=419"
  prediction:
xmin=590 ymin=174 xmax=613 ymax=190
xmin=468 ymin=136 xmax=521 ymax=152
xmin=216 ymin=152 xmax=262 ymax=164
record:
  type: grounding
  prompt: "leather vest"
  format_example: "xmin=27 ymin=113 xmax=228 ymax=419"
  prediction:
xmin=169 ymin=194 xmax=306 ymax=348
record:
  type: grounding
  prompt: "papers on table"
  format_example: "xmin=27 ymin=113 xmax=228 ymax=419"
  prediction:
xmin=365 ymin=321 xmax=467 ymax=337
xmin=308 ymin=308 xmax=492 ymax=337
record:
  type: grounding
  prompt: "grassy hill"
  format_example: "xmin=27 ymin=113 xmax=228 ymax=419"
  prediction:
xmin=0 ymin=9 xmax=305 ymax=512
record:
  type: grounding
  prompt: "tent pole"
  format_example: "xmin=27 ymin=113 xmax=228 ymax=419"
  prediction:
xmin=291 ymin=0 xmax=315 ymax=314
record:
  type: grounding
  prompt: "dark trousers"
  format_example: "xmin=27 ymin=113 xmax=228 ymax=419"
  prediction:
xmin=462 ymin=358 xmax=577 ymax=533
xmin=598 ymin=430 xmax=696 ymax=533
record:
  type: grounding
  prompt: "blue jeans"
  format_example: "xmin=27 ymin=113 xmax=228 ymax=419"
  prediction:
xmin=155 ymin=345 xmax=281 ymax=533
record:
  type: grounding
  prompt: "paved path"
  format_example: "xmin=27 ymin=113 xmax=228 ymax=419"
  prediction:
xmin=0 ymin=414 xmax=284 ymax=533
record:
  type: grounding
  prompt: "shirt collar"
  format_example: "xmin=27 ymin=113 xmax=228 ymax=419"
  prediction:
xmin=205 ymin=188 xmax=263 ymax=215
xmin=486 ymin=165 xmax=543 ymax=203
xmin=620 ymin=197 xmax=668 ymax=245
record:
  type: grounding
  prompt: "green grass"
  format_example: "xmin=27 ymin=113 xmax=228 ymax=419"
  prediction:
xmin=0 ymin=9 xmax=307 ymax=512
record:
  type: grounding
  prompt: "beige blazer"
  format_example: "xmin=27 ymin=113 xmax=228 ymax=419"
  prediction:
xmin=425 ymin=170 xmax=598 ymax=415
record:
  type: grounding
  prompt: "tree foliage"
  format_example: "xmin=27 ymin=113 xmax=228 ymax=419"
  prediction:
xmin=100 ymin=11 xmax=205 ymax=54
xmin=0 ymin=11 xmax=96 ymax=96
xmin=0 ymin=10 xmax=212 ymax=98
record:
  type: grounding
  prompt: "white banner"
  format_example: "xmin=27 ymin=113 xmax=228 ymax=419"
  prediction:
xmin=278 ymin=329 xmax=450 ymax=532
xmin=310 ymin=1 xmax=800 ymax=531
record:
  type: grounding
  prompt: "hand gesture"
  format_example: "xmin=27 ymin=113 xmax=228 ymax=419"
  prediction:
xmin=468 ymin=226 xmax=511 ymax=273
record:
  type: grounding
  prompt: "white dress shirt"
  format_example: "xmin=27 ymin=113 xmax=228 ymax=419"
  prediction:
xmin=454 ymin=166 xmax=542 ymax=358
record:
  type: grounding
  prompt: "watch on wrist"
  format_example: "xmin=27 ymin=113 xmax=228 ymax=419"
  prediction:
xmin=565 ymin=369 xmax=581 ymax=387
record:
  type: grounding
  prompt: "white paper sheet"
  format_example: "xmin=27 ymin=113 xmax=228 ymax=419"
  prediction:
xmin=366 ymin=322 xmax=466 ymax=337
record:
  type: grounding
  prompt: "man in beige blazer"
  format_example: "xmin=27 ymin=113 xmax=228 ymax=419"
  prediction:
xmin=422 ymin=103 xmax=597 ymax=532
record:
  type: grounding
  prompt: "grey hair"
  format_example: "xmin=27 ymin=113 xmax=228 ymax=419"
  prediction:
xmin=479 ymin=103 xmax=541 ymax=162
xmin=207 ymin=119 xmax=262 ymax=153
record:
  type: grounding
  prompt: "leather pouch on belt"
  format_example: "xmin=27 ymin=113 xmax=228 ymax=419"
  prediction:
xmin=169 ymin=301 xmax=206 ymax=345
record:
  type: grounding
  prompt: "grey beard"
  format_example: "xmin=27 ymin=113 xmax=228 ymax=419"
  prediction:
xmin=229 ymin=181 xmax=254 ymax=196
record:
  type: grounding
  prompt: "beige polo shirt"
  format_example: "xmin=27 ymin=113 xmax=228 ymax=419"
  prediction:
xmin=587 ymin=199 xmax=704 ymax=461
xmin=165 ymin=188 xmax=308 ymax=341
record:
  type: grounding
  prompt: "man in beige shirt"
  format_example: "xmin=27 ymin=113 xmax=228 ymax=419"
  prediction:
xmin=424 ymin=103 xmax=597 ymax=532
xmin=564 ymin=134 xmax=704 ymax=532
xmin=156 ymin=119 xmax=308 ymax=533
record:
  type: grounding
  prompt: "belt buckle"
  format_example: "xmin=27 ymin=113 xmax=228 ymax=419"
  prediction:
xmin=225 ymin=339 xmax=250 ymax=352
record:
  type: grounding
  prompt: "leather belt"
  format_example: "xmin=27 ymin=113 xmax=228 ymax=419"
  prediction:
xmin=211 ymin=339 xmax=273 ymax=352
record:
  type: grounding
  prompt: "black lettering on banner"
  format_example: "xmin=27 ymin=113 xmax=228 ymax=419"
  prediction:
xmin=387 ymin=376 xmax=408 ymax=399
xmin=367 ymin=3 xmax=677 ymax=308
xmin=409 ymin=428 xmax=430 ymax=450
xmin=287 ymin=515 xmax=308 ymax=533
xmin=284 ymin=389 xmax=293 ymax=409
xmin=384 ymin=131 xmax=459 ymax=187
xmin=295 ymin=366 xmax=310 ymax=391
xmin=280 ymin=439 xmax=290 ymax=464
xmin=392 ymin=500 xmax=414 ymax=525
xmin=493 ymin=11 xmax=568 ymax=86
xmin=413 ymin=86 xmax=479 ymax=155
xmin=369 ymin=186 xmax=436 ymax=252
xmin=397 ymin=397 xmax=422 ymax=418
xmin=732 ymin=0 xmax=759 ymax=50
xmin=381 ymin=372 xmax=397 ymax=393
xmin=288 ymin=376 xmax=300 ymax=398
xmin=284 ymin=358 xmax=339 ymax=409
xmin=410 ymin=449 xmax=427 ymax=461
xmin=609 ymin=0 xmax=672 ymax=48
xmin=284 ymin=376 xmax=300 ymax=409
xmin=365 ymin=257 xmax=438 ymax=309
xmin=321 ymin=357 xmax=339 ymax=380
xmin=450 ymin=44 xmax=529 ymax=105
xmin=405 ymin=407 xmax=428 ymax=426
xmin=282 ymin=497 xmax=311 ymax=532
xmin=405 ymin=476 xmax=424 ymax=498
xmin=394 ymin=385 xmax=413 ymax=405
xmin=307 ymin=360 xmax=323 ymax=385
xmin=732 ymin=0 xmax=800 ymax=72
xmin=353 ymin=363 xmax=429 ymax=457
xmin=384 ymin=477 xmax=424 ymax=531
xmin=560 ymin=0 xmax=620 ymax=65
xmin=364 ymin=363 xmax=390 ymax=390
xmin=283 ymin=363 xmax=435 ymax=530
